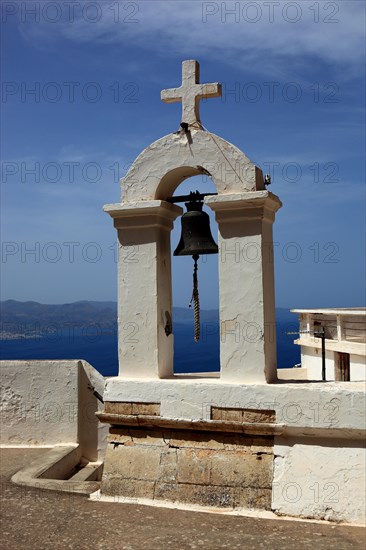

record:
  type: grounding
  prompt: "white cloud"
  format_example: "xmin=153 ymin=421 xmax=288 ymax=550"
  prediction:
xmin=15 ymin=1 xmax=365 ymax=79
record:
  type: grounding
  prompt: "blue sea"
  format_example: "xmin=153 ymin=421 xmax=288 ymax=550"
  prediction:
xmin=0 ymin=317 xmax=300 ymax=376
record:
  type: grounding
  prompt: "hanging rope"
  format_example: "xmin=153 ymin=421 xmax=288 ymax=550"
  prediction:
xmin=189 ymin=254 xmax=200 ymax=342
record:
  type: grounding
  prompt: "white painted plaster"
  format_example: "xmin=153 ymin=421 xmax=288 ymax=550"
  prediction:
xmin=104 ymin=60 xmax=282 ymax=384
xmin=0 ymin=360 xmax=107 ymax=461
xmin=293 ymin=308 xmax=366 ymax=316
xmin=103 ymin=375 xmax=365 ymax=523
xmin=350 ymin=354 xmax=366 ymax=381
xmin=120 ymin=130 xmax=264 ymax=203
xmin=100 ymin=61 xmax=365 ymax=523
xmin=277 ymin=368 xmax=308 ymax=380
xmin=292 ymin=309 xmax=366 ymax=382
xmin=104 ymin=377 xmax=366 ymax=433
xmin=106 ymin=156 xmax=281 ymax=383
xmin=207 ymin=192 xmax=281 ymax=383
xmin=299 ymin=346 xmax=365 ymax=382
xmin=273 ymin=438 xmax=366 ymax=524
xmin=11 ymin=445 xmax=102 ymax=494
xmin=104 ymin=201 xmax=182 ymax=379
xmin=300 ymin=346 xmax=335 ymax=381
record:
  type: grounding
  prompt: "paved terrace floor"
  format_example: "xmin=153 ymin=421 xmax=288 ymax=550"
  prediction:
xmin=1 ymin=448 xmax=365 ymax=550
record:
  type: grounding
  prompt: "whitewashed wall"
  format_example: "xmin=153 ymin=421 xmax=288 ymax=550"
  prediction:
xmin=273 ymin=438 xmax=366 ymax=524
xmin=350 ymin=354 xmax=366 ymax=381
xmin=301 ymin=346 xmax=335 ymax=380
xmin=0 ymin=360 xmax=107 ymax=461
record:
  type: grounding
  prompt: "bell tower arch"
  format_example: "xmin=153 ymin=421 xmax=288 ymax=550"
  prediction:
xmin=104 ymin=60 xmax=281 ymax=383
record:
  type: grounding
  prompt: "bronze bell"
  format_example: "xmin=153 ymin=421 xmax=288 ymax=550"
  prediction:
xmin=174 ymin=200 xmax=218 ymax=257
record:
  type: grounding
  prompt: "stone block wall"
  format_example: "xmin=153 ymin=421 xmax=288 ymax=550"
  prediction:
xmin=101 ymin=426 xmax=274 ymax=510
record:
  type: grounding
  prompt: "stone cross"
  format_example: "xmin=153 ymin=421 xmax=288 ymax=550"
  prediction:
xmin=161 ymin=60 xmax=222 ymax=127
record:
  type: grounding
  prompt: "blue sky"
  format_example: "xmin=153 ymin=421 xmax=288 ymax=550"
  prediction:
xmin=1 ymin=0 xmax=365 ymax=309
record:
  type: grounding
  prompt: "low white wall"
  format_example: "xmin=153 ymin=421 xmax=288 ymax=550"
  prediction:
xmin=273 ymin=437 xmax=366 ymax=524
xmin=104 ymin=376 xmax=366 ymax=523
xmin=301 ymin=347 xmax=366 ymax=382
xmin=104 ymin=377 xmax=366 ymax=432
xmin=301 ymin=346 xmax=335 ymax=380
xmin=277 ymin=368 xmax=308 ymax=380
xmin=350 ymin=354 xmax=366 ymax=381
xmin=0 ymin=360 xmax=107 ymax=462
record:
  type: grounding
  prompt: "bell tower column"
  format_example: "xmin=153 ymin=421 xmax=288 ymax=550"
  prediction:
xmin=104 ymin=200 xmax=182 ymax=379
xmin=206 ymin=191 xmax=282 ymax=384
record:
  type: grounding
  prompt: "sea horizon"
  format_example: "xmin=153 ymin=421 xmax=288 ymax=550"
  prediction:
xmin=0 ymin=322 xmax=300 ymax=376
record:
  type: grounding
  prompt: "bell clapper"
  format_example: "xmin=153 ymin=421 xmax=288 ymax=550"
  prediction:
xmin=189 ymin=254 xmax=200 ymax=343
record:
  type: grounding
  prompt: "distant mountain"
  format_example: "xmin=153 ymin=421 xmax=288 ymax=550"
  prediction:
xmin=0 ymin=300 xmax=296 ymax=339
xmin=0 ymin=300 xmax=118 ymax=338
xmin=1 ymin=299 xmax=117 ymax=324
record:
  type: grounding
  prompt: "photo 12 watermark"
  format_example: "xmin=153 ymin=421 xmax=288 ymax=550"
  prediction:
xmin=1 ymin=81 xmax=139 ymax=104
xmin=1 ymin=160 xmax=135 ymax=184
xmin=0 ymin=241 xmax=141 ymax=264
xmin=209 ymin=81 xmax=340 ymax=104
xmin=1 ymin=2 xmax=140 ymax=24
xmin=202 ymin=2 xmax=340 ymax=24
xmin=0 ymin=240 xmax=340 ymax=265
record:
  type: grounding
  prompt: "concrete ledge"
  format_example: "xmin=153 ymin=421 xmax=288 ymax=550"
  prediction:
xmin=277 ymin=368 xmax=308 ymax=381
xmin=97 ymin=413 xmax=365 ymax=441
xmin=103 ymin=378 xmax=366 ymax=433
xmin=11 ymin=445 xmax=102 ymax=494
xmin=294 ymin=336 xmax=366 ymax=355
xmin=96 ymin=413 xmax=284 ymax=436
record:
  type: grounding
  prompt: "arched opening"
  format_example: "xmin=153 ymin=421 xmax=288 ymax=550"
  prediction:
xmin=155 ymin=165 xmax=213 ymax=201
xmin=170 ymin=175 xmax=220 ymax=375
